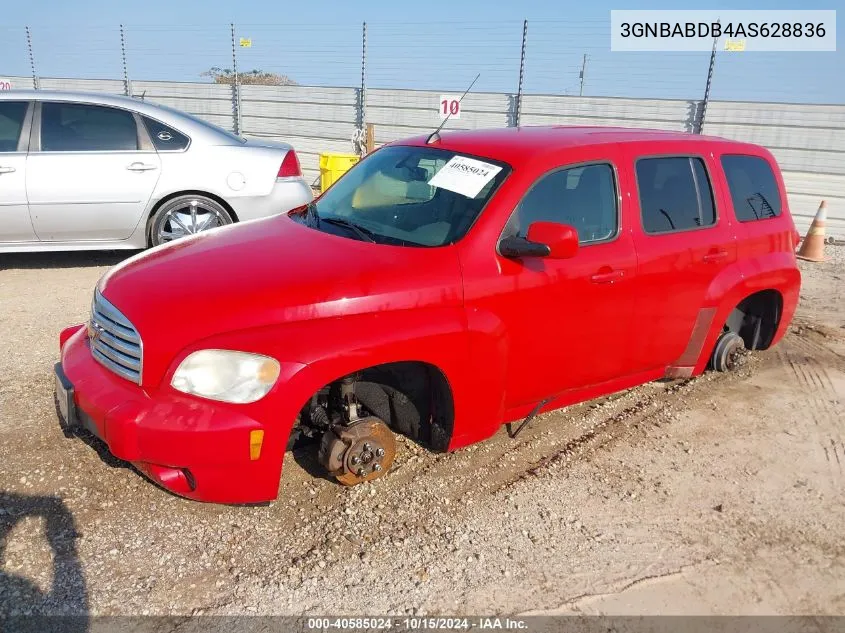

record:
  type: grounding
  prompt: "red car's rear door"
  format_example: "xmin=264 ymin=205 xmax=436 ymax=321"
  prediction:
xmin=625 ymin=149 xmax=737 ymax=373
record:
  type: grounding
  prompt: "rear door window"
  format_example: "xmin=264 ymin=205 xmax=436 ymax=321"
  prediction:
xmin=40 ymin=102 xmax=139 ymax=152
xmin=720 ymin=155 xmax=782 ymax=221
xmin=0 ymin=101 xmax=28 ymax=152
xmin=636 ymin=157 xmax=716 ymax=234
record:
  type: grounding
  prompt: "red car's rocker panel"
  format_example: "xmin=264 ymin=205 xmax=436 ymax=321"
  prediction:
xmin=56 ymin=127 xmax=801 ymax=503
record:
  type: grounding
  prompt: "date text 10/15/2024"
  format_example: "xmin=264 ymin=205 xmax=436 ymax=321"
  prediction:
xmin=306 ymin=617 xmax=529 ymax=630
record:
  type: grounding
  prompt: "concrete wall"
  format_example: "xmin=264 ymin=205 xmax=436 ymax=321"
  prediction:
xmin=240 ymin=85 xmax=359 ymax=185
xmin=38 ymin=77 xmax=126 ymax=94
xmin=131 ymin=80 xmax=236 ymax=137
xmin=365 ymin=88 xmax=511 ymax=145
xmin=520 ymin=94 xmax=700 ymax=133
xmin=1 ymin=75 xmax=841 ymax=237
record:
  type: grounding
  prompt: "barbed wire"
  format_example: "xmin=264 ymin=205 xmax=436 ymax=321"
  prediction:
xmin=0 ymin=22 xmax=841 ymax=103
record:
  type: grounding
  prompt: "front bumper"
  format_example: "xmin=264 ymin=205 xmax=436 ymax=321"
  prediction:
xmin=57 ymin=324 xmax=285 ymax=503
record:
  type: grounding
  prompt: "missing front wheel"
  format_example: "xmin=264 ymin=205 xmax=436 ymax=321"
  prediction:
xmin=317 ymin=417 xmax=396 ymax=486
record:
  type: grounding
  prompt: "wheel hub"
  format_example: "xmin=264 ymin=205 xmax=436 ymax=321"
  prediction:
xmin=712 ymin=332 xmax=746 ymax=372
xmin=318 ymin=417 xmax=395 ymax=486
xmin=159 ymin=200 xmax=228 ymax=242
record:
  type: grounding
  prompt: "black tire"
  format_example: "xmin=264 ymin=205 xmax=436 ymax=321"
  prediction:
xmin=710 ymin=331 xmax=746 ymax=372
xmin=148 ymin=194 xmax=233 ymax=247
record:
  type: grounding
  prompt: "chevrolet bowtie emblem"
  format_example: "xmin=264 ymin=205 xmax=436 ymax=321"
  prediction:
xmin=88 ymin=322 xmax=105 ymax=342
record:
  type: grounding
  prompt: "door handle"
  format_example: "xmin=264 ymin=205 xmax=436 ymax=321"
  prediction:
xmin=703 ymin=250 xmax=729 ymax=263
xmin=0 ymin=166 xmax=16 ymax=174
xmin=126 ymin=162 xmax=158 ymax=172
xmin=590 ymin=269 xmax=624 ymax=284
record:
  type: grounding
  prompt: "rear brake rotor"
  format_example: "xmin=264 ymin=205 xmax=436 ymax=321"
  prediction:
xmin=712 ymin=331 xmax=747 ymax=372
xmin=318 ymin=417 xmax=396 ymax=486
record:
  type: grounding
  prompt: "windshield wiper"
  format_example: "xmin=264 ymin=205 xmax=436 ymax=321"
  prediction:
xmin=303 ymin=203 xmax=376 ymax=243
xmin=304 ymin=201 xmax=320 ymax=226
xmin=320 ymin=216 xmax=377 ymax=243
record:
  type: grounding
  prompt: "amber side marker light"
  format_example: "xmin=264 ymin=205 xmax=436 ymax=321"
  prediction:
xmin=249 ymin=430 xmax=265 ymax=461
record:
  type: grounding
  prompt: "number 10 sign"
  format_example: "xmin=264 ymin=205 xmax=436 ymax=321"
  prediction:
xmin=438 ymin=96 xmax=461 ymax=120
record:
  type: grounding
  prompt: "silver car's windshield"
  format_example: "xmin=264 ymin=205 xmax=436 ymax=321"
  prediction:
xmin=300 ymin=145 xmax=510 ymax=247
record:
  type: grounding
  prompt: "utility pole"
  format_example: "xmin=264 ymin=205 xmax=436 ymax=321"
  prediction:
xmin=578 ymin=53 xmax=588 ymax=97
xmin=698 ymin=25 xmax=719 ymax=134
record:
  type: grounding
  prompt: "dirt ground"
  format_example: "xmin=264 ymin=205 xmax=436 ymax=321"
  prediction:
xmin=0 ymin=244 xmax=843 ymax=617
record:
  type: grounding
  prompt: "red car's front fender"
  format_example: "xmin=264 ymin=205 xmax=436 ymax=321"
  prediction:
xmin=170 ymin=306 xmax=504 ymax=455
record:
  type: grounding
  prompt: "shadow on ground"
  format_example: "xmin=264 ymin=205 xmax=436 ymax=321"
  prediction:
xmin=0 ymin=251 xmax=139 ymax=271
xmin=290 ymin=439 xmax=335 ymax=483
xmin=0 ymin=491 xmax=88 ymax=632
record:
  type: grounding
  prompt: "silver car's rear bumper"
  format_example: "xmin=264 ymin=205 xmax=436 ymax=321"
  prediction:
xmin=233 ymin=177 xmax=313 ymax=222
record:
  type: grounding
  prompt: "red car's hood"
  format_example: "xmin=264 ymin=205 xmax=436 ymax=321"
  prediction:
xmin=99 ymin=215 xmax=463 ymax=384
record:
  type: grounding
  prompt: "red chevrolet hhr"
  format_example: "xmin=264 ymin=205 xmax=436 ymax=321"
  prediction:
xmin=56 ymin=127 xmax=801 ymax=503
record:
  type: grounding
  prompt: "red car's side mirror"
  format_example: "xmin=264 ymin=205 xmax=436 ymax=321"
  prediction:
xmin=526 ymin=222 xmax=579 ymax=259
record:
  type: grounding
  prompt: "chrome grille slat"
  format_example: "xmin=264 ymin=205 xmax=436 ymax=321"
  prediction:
xmin=93 ymin=341 xmax=141 ymax=371
xmin=91 ymin=349 xmax=142 ymax=383
xmin=94 ymin=328 xmax=139 ymax=356
xmin=90 ymin=291 xmax=143 ymax=384
xmin=92 ymin=308 xmax=139 ymax=343
xmin=92 ymin=297 xmax=134 ymax=328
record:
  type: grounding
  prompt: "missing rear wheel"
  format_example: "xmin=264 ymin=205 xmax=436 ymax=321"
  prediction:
xmin=710 ymin=331 xmax=746 ymax=372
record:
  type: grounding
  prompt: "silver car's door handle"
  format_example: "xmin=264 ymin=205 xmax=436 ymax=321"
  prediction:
xmin=0 ymin=166 xmax=16 ymax=174
xmin=126 ymin=162 xmax=158 ymax=172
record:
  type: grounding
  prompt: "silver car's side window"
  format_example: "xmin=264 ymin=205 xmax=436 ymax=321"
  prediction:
xmin=40 ymin=102 xmax=140 ymax=152
xmin=0 ymin=102 xmax=29 ymax=153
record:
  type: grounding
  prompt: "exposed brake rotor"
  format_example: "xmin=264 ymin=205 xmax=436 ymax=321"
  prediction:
xmin=318 ymin=417 xmax=396 ymax=486
xmin=712 ymin=331 xmax=747 ymax=372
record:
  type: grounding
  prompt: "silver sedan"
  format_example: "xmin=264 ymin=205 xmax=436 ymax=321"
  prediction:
xmin=0 ymin=90 xmax=313 ymax=252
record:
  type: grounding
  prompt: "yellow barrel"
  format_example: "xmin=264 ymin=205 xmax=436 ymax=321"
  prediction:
xmin=319 ymin=152 xmax=360 ymax=191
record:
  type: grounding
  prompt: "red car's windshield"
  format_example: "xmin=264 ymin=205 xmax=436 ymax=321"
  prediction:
xmin=302 ymin=145 xmax=510 ymax=247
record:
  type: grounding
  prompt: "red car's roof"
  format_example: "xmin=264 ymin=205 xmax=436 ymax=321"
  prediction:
xmin=400 ymin=126 xmax=744 ymax=166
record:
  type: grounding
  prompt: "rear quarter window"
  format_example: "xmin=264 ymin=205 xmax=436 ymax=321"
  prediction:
xmin=720 ymin=155 xmax=782 ymax=222
xmin=142 ymin=116 xmax=190 ymax=151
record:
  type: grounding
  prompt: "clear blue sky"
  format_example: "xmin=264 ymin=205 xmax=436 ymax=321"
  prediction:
xmin=1 ymin=0 xmax=841 ymax=103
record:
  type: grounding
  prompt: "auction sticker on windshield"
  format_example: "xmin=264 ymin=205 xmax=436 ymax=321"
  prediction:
xmin=428 ymin=155 xmax=503 ymax=199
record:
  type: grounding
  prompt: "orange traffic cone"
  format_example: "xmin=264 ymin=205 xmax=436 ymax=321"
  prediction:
xmin=797 ymin=201 xmax=827 ymax=262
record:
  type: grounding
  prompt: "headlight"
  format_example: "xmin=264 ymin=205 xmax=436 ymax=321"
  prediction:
xmin=171 ymin=350 xmax=280 ymax=404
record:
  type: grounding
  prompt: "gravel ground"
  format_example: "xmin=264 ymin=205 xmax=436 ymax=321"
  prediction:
xmin=0 ymin=244 xmax=843 ymax=617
